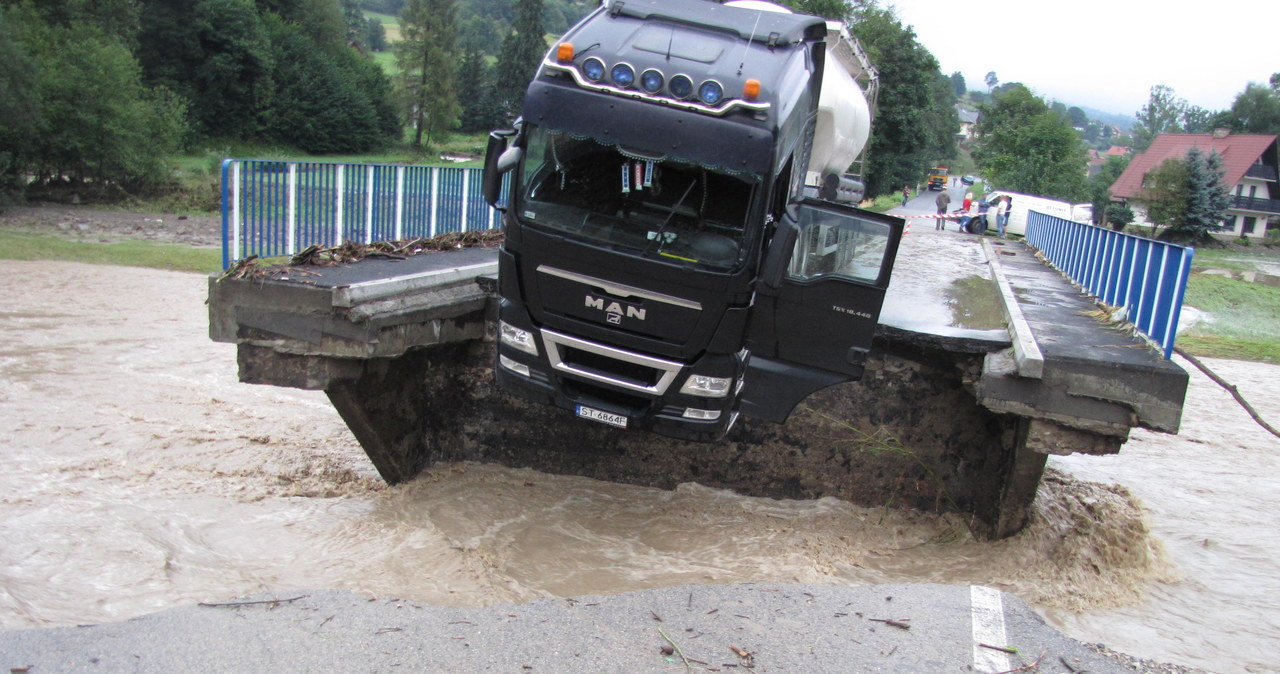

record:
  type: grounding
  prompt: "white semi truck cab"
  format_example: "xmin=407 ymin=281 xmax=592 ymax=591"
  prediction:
xmin=483 ymin=0 xmax=903 ymax=441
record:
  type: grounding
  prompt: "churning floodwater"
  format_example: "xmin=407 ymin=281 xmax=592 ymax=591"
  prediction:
xmin=1 ymin=260 xmax=1277 ymax=673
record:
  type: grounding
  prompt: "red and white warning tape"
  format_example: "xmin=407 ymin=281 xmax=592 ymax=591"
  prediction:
xmin=906 ymin=211 xmax=982 ymax=220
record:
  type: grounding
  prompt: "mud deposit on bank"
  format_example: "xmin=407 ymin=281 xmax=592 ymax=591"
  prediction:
xmin=1 ymin=260 xmax=1277 ymax=673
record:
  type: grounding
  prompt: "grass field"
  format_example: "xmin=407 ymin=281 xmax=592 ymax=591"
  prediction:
xmin=1178 ymin=248 xmax=1280 ymax=362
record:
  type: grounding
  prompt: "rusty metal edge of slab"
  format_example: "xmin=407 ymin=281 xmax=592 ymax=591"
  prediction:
xmin=332 ymin=261 xmax=499 ymax=308
xmin=982 ymin=239 xmax=1044 ymax=380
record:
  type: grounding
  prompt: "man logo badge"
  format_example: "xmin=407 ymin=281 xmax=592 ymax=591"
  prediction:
xmin=586 ymin=295 xmax=646 ymax=322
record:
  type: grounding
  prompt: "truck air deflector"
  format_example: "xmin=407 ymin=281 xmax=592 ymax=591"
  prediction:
xmin=523 ymin=82 xmax=774 ymax=178
xmin=604 ymin=0 xmax=826 ymax=45
xmin=538 ymin=266 xmax=702 ymax=310
xmin=541 ymin=328 xmax=684 ymax=395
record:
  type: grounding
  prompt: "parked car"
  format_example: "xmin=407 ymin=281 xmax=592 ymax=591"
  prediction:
xmin=961 ymin=175 xmax=976 ymax=185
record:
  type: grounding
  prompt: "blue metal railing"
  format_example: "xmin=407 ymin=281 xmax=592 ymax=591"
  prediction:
xmin=1025 ymin=210 xmax=1194 ymax=360
xmin=220 ymin=159 xmax=507 ymax=269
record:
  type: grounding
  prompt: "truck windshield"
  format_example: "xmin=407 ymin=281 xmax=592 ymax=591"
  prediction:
xmin=517 ymin=125 xmax=757 ymax=271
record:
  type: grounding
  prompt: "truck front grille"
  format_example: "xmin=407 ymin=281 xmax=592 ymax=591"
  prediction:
xmin=540 ymin=328 xmax=682 ymax=396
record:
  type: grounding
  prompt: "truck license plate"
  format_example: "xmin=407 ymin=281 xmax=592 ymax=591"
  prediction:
xmin=576 ymin=405 xmax=627 ymax=429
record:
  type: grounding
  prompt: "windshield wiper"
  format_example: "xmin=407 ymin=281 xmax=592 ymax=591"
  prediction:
xmin=646 ymin=178 xmax=698 ymax=254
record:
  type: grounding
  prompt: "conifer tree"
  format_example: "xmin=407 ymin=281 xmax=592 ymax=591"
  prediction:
xmin=494 ymin=0 xmax=545 ymax=120
xmin=1179 ymin=147 xmax=1230 ymax=243
xmin=398 ymin=0 xmax=462 ymax=148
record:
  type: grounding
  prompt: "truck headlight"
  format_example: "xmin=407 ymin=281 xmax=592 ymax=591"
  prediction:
xmin=679 ymin=374 xmax=732 ymax=398
xmin=499 ymin=321 xmax=538 ymax=356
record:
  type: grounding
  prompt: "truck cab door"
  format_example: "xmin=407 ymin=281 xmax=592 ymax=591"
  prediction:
xmin=742 ymin=199 xmax=903 ymax=422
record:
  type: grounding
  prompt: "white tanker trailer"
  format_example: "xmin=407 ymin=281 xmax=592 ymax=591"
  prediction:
xmin=723 ymin=1 xmax=877 ymax=203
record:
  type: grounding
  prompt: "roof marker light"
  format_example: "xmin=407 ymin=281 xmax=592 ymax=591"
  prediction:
xmin=669 ymin=74 xmax=694 ymax=100
xmin=743 ymin=78 xmax=761 ymax=101
xmin=582 ymin=57 xmax=606 ymax=82
xmin=640 ymin=69 xmax=664 ymax=94
xmin=556 ymin=42 xmax=574 ymax=64
xmin=698 ymin=80 xmax=724 ymax=106
xmin=611 ymin=63 xmax=636 ymax=88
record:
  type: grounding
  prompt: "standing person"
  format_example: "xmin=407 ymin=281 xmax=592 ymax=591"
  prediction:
xmin=934 ymin=190 xmax=951 ymax=230
xmin=996 ymin=195 xmax=1010 ymax=236
xmin=902 ymin=185 xmax=911 ymax=207
xmin=960 ymin=192 xmax=973 ymax=231
xmin=975 ymin=196 xmax=991 ymax=234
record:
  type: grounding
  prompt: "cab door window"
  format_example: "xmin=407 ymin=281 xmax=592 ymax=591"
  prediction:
xmin=787 ymin=204 xmax=894 ymax=286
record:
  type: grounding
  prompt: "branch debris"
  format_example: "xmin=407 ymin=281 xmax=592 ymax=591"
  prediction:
xmin=658 ymin=626 xmax=691 ymax=669
xmin=198 ymin=595 xmax=306 ymax=608
xmin=218 ymin=231 xmax=504 ymax=283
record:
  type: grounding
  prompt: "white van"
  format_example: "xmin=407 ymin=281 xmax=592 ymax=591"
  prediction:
xmin=983 ymin=191 xmax=1092 ymax=236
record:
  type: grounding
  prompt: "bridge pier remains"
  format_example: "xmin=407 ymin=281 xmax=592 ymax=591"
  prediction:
xmin=209 ymin=240 xmax=1187 ymax=540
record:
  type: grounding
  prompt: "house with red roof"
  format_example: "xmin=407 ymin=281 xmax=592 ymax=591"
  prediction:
xmin=1109 ymin=131 xmax=1279 ymax=239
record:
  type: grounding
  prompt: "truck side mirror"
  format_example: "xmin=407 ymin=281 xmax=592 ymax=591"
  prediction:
xmin=482 ymin=129 xmax=521 ymax=209
xmin=758 ymin=215 xmax=799 ymax=289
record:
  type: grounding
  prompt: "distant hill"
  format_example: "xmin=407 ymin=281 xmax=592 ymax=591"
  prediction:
xmin=1079 ymin=106 xmax=1134 ymax=131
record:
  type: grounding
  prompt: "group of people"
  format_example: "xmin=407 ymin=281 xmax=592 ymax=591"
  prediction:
xmin=927 ymin=188 xmax=1011 ymax=236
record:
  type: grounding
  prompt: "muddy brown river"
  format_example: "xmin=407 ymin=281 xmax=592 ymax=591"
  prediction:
xmin=1 ymin=260 xmax=1277 ymax=673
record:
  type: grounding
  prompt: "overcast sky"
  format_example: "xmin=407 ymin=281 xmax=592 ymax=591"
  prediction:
xmin=889 ymin=0 xmax=1280 ymax=118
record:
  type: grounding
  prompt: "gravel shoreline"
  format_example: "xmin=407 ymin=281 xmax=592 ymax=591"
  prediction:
xmin=0 ymin=204 xmax=223 ymax=248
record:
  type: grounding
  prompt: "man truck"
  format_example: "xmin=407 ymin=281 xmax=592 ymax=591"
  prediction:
xmin=482 ymin=0 xmax=903 ymax=442
xmin=927 ymin=166 xmax=949 ymax=190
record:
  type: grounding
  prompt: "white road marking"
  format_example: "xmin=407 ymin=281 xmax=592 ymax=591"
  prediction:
xmin=971 ymin=585 xmax=1012 ymax=673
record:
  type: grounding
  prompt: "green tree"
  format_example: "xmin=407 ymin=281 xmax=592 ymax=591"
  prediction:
xmin=4 ymin=0 xmax=141 ymax=46
xmin=366 ymin=16 xmax=387 ymax=51
xmin=789 ymin=0 xmax=848 ymax=19
xmin=455 ymin=48 xmax=502 ymax=133
xmin=848 ymin=3 xmax=956 ymax=197
xmin=922 ymin=71 xmax=960 ymax=159
xmin=1131 ymin=84 xmax=1185 ymax=151
xmin=1141 ymin=148 xmax=1230 ymax=245
xmin=0 ymin=7 xmax=42 ymax=204
xmin=494 ymin=0 xmax=546 ymax=120
xmin=1088 ymin=154 xmax=1129 ymax=226
xmin=950 ymin=71 xmax=966 ymax=98
xmin=1223 ymin=82 xmax=1280 ymax=136
xmin=972 ymin=84 xmax=1087 ymax=201
xmin=137 ymin=0 xmax=398 ymax=149
xmin=341 ymin=0 xmax=366 ymax=47
xmin=292 ymin=0 xmax=348 ymax=50
xmin=361 ymin=0 xmax=405 ymax=15
xmin=1142 ymin=157 xmax=1188 ymax=232
xmin=263 ymin=16 xmax=398 ymax=152
xmin=1103 ymin=202 xmax=1134 ymax=231
xmin=459 ymin=15 xmax=502 ymax=55
xmin=398 ymin=0 xmax=462 ymax=147
xmin=2 ymin=5 xmax=186 ymax=193
xmin=1066 ymin=106 xmax=1087 ymax=128
xmin=137 ymin=0 xmax=275 ymax=140
xmin=1180 ymin=147 xmax=1230 ymax=242
xmin=984 ymin=71 xmax=998 ymax=92
xmin=1180 ymin=104 xmax=1215 ymax=134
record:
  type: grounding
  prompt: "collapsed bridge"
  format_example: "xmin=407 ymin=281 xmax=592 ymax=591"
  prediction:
xmin=209 ymin=205 xmax=1189 ymax=540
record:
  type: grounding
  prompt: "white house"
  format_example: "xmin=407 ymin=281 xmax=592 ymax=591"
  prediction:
xmin=1109 ymin=131 xmax=1279 ymax=239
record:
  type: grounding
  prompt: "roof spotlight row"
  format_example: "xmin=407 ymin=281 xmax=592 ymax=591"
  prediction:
xmin=581 ymin=57 xmax=726 ymax=106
